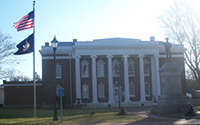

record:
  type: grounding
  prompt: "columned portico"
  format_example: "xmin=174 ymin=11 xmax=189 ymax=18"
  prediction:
xmin=139 ymin=54 xmax=147 ymax=102
xmin=91 ymin=55 xmax=98 ymax=103
xmin=107 ymin=55 xmax=114 ymax=103
xmin=123 ymin=54 xmax=131 ymax=102
xmin=39 ymin=37 xmax=186 ymax=108
xmin=75 ymin=55 xmax=82 ymax=103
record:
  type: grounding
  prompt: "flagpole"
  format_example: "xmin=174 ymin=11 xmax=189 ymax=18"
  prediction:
xmin=33 ymin=0 xmax=37 ymax=118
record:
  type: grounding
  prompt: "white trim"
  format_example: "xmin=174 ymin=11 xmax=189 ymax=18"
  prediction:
xmin=74 ymin=45 xmax=160 ymax=49
xmin=41 ymin=54 xmax=184 ymax=60
xmin=75 ymin=55 xmax=82 ymax=103
xmin=91 ymin=55 xmax=98 ymax=103
xmin=56 ymin=77 xmax=62 ymax=79
xmin=138 ymin=54 xmax=147 ymax=102
xmin=107 ymin=55 xmax=114 ymax=103
xmin=159 ymin=55 xmax=184 ymax=58
xmin=4 ymin=83 xmax=42 ymax=87
xmin=154 ymin=54 xmax=161 ymax=97
xmin=151 ymin=56 xmax=156 ymax=101
xmin=123 ymin=54 xmax=131 ymax=102
xmin=42 ymin=56 xmax=72 ymax=60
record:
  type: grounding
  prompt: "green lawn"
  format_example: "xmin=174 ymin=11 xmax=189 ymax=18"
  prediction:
xmin=0 ymin=107 xmax=163 ymax=124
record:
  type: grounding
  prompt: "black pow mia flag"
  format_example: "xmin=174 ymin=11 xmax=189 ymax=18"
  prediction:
xmin=14 ymin=33 xmax=34 ymax=55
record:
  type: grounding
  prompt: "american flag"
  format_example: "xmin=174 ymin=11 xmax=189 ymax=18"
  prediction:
xmin=13 ymin=11 xmax=34 ymax=32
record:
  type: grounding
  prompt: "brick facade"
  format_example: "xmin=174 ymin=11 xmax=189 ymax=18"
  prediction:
xmin=3 ymin=37 xmax=186 ymax=108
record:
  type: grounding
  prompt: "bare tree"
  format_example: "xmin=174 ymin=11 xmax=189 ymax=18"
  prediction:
xmin=0 ymin=30 xmax=19 ymax=80
xmin=12 ymin=75 xmax=31 ymax=82
xmin=158 ymin=0 xmax=200 ymax=87
xmin=35 ymin=72 xmax=42 ymax=81
xmin=2 ymin=69 xmax=20 ymax=81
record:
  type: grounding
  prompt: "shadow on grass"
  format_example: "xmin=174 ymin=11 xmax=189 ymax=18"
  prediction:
xmin=2 ymin=107 xmax=198 ymax=124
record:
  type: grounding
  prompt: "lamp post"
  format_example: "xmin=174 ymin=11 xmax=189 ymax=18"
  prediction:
xmin=51 ymin=36 xmax=59 ymax=121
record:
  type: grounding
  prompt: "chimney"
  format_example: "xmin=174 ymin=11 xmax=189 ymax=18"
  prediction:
xmin=73 ymin=39 xmax=77 ymax=42
xmin=150 ymin=36 xmax=155 ymax=41
xmin=45 ymin=42 xmax=49 ymax=46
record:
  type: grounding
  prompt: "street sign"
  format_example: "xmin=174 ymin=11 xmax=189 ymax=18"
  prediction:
xmin=57 ymin=87 xmax=64 ymax=122
xmin=58 ymin=88 xmax=64 ymax=97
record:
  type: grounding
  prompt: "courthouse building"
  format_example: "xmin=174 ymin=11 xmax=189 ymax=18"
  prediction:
xmin=38 ymin=36 xmax=186 ymax=108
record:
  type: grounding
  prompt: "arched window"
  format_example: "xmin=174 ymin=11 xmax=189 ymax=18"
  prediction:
xmin=81 ymin=60 xmax=89 ymax=77
xmin=144 ymin=58 xmax=150 ymax=75
xmin=112 ymin=59 xmax=120 ymax=77
xmin=128 ymin=58 xmax=135 ymax=76
xmin=97 ymin=59 xmax=105 ymax=77
xmin=129 ymin=81 xmax=135 ymax=97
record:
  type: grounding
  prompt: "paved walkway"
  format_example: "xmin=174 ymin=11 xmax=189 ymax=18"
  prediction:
xmin=128 ymin=107 xmax=200 ymax=125
xmin=60 ymin=107 xmax=200 ymax=125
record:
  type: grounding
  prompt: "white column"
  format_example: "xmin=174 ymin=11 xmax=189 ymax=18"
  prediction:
xmin=91 ymin=55 xmax=98 ymax=103
xmin=75 ymin=55 xmax=82 ymax=103
xmin=123 ymin=54 xmax=131 ymax=102
xmin=154 ymin=54 xmax=161 ymax=97
xmin=107 ymin=55 xmax=114 ymax=103
xmin=151 ymin=56 xmax=156 ymax=101
xmin=138 ymin=54 xmax=147 ymax=102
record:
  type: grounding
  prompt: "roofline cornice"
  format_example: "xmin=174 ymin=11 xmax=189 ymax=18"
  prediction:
xmin=73 ymin=45 xmax=160 ymax=49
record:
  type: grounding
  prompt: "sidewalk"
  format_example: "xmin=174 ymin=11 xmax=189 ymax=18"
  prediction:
xmin=62 ymin=107 xmax=200 ymax=125
xmin=128 ymin=107 xmax=200 ymax=125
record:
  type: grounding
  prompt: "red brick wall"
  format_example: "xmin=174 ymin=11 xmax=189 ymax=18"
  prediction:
xmin=42 ymin=57 xmax=76 ymax=105
xmin=4 ymin=81 xmax=43 ymax=106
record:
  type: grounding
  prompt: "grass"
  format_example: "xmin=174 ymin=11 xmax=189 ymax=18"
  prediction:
xmin=0 ymin=107 xmax=163 ymax=124
xmin=3 ymin=106 xmax=199 ymax=124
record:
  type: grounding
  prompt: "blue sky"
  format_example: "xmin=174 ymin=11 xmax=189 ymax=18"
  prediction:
xmin=0 ymin=0 xmax=173 ymax=81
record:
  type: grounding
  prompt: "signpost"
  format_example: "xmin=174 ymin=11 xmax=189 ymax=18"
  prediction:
xmin=58 ymin=87 xmax=64 ymax=122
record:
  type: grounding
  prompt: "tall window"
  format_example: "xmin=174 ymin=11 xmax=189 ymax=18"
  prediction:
xmin=56 ymin=63 xmax=61 ymax=79
xmin=81 ymin=60 xmax=89 ymax=77
xmin=128 ymin=58 xmax=135 ymax=76
xmin=112 ymin=59 xmax=120 ymax=77
xmin=129 ymin=82 xmax=135 ymax=97
xmin=144 ymin=58 xmax=150 ymax=75
xmin=98 ymin=82 xmax=105 ymax=98
xmin=145 ymin=81 xmax=150 ymax=96
xmin=97 ymin=59 xmax=105 ymax=77
xmin=82 ymin=83 xmax=89 ymax=98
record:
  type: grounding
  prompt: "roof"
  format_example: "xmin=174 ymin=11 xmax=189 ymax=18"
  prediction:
xmin=58 ymin=42 xmax=74 ymax=46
